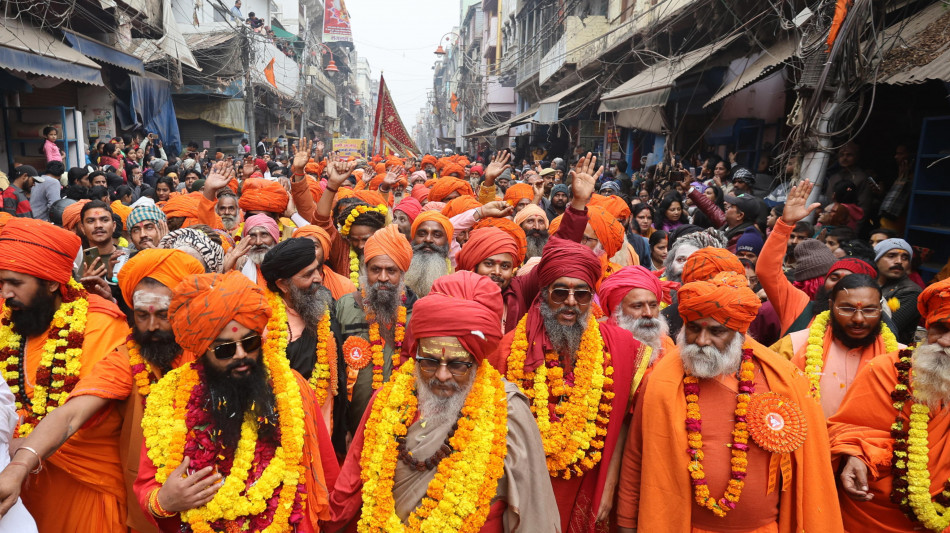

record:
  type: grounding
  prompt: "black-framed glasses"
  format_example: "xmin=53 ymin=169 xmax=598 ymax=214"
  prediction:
xmin=550 ymin=287 xmax=593 ymax=305
xmin=415 ymin=356 xmax=474 ymax=376
xmin=835 ymin=306 xmax=882 ymax=318
xmin=211 ymin=334 xmax=262 ymax=360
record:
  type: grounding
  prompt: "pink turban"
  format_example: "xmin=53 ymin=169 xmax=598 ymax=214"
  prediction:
xmin=244 ymin=214 xmax=279 ymax=242
xmin=394 ymin=197 xmax=422 ymax=222
xmin=598 ymin=265 xmax=663 ymax=316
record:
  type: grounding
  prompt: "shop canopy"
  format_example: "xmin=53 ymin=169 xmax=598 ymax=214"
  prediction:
xmin=62 ymin=30 xmax=145 ymax=74
xmin=534 ymin=78 xmax=596 ymax=124
xmin=877 ymin=1 xmax=950 ymax=86
xmin=464 ymin=105 xmax=540 ymax=138
xmin=0 ymin=20 xmax=103 ymax=86
xmin=704 ymin=37 xmax=797 ymax=107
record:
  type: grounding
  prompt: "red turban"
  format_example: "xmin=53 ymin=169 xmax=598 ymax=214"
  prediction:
xmin=441 ymin=196 xmax=482 ymax=218
xmin=411 ymin=211 xmax=453 ymax=240
xmin=421 ymin=154 xmax=438 ymax=168
xmin=394 ymin=197 xmax=422 ymax=222
xmin=537 ymin=238 xmax=601 ymax=290
xmin=254 ymin=158 xmax=267 ymax=175
xmin=62 ymin=199 xmax=91 ymax=231
xmin=239 ymin=178 xmax=289 ymax=214
xmin=598 ymin=265 xmax=663 ymax=317
xmin=682 ymin=247 xmax=744 ymax=284
xmin=587 ymin=205 xmax=625 ymax=258
xmin=918 ymin=277 xmax=950 ymax=328
xmin=169 ymin=271 xmax=271 ymax=356
xmin=410 ymin=185 xmax=429 ymax=203
xmin=117 ymin=248 xmax=205 ymax=308
xmin=0 ymin=218 xmax=81 ymax=287
xmin=827 ymin=257 xmax=877 ymax=278
xmin=472 ymin=217 xmax=527 ymax=265
xmin=457 ymin=227 xmax=521 ymax=272
xmin=504 ymin=183 xmax=534 ymax=207
xmin=364 ymin=224 xmax=412 ymax=272
xmin=428 ymin=177 xmax=473 ymax=202
xmin=469 ymin=165 xmax=483 ymax=176
xmin=513 ymin=203 xmax=548 ymax=229
xmin=678 ymin=271 xmax=761 ymax=334
xmin=440 ymin=162 xmax=466 ymax=179
xmin=404 ymin=271 xmax=503 ymax=362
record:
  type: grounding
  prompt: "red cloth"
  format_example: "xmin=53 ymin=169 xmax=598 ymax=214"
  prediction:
xmin=827 ymin=257 xmax=877 ymax=278
xmin=239 ymin=178 xmax=289 ymax=214
xmin=471 ymin=217 xmax=527 ymax=266
xmin=428 ymin=176 xmax=473 ymax=202
xmin=598 ymin=265 xmax=662 ymax=318
xmin=682 ymin=246 xmax=744 ymax=284
xmin=393 ymin=197 xmax=422 ymax=222
xmin=678 ymin=271 xmax=761 ymax=334
xmin=0 ymin=217 xmax=80 ymax=287
xmin=457 ymin=227 xmax=521 ymax=271
xmin=410 ymin=185 xmax=429 ymax=203
xmin=918 ymin=277 xmax=950 ymax=328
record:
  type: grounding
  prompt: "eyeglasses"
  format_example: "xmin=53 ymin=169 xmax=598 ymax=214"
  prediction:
xmin=835 ymin=306 xmax=882 ymax=318
xmin=415 ymin=356 xmax=474 ymax=376
xmin=580 ymin=235 xmax=600 ymax=247
xmin=550 ymin=287 xmax=593 ymax=305
xmin=211 ymin=334 xmax=262 ymax=360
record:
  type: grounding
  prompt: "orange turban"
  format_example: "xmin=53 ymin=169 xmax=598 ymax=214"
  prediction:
xmin=62 ymin=199 xmax=91 ymax=231
xmin=587 ymin=205 xmax=625 ymax=258
xmin=513 ymin=203 xmax=548 ymax=229
xmin=548 ymin=213 xmax=563 ymax=235
xmin=918 ymin=277 xmax=950 ymax=328
xmin=0 ymin=218 xmax=81 ymax=287
xmin=598 ymin=195 xmax=631 ymax=222
xmin=411 ymin=211 xmax=453 ymax=240
xmin=428 ymin=177 xmax=474 ymax=202
xmin=457 ymin=226 xmax=521 ymax=272
xmin=110 ymin=200 xmax=133 ymax=228
xmin=117 ymin=248 xmax=205 ymax=308
xmin=682 ymin=247 xmax=744 ymax=284
xmin=0 ymin=212 xmax=11 ymax=233
xmin=238 ymin=178 xmax=289 ymax=214
xmin=441 ymin=196 xmax=482 ymax=219
xmin=504 ymin=183 xmax=534 ymax=207
xmin=472 ymin=217 xmax=527 ymax=265
xmin=364 ymin=224 xmax=412 ymax=272
xmin=293 ymin=224 xmax=331 ymax=257
xmin=169 ymin=271 xmax=271 ymax=356
xmin=410 ymin=185 xmax=429 ymax=203
xmin=162 ymin=192 xmax=201 ymax=219
xmin=306 ymin=176 xmax=324 ymax=204
xmin=421 ymin=154 xmax=438 ymax=167
xmin=354 ymin=190 xmax=387 ymax=208
xmin=440 ymin=162 xmax=465 ymax=178
xmin=677 ymin=271 xmax=761 ymax=334
xmin=368 ymin=174 xmax=385 ymax=191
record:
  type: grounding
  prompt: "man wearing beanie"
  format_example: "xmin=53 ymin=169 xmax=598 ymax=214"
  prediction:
xmin=874 ymin=237 xmax=921 ymax=344
xmin=735 ymin=226 xmax=764 ymax=262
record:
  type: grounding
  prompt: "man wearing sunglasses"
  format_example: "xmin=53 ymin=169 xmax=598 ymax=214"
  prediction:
xmin=325 ymin=271 xmax=559 ymax=531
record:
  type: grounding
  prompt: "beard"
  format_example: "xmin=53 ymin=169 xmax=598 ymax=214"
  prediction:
xmin=911 ymin=341 xmax=950 ymax=408
xmin=220 ymin=215 xmax=238 ymax=231
xmin=812 ymin=286 xmax=831 ymax=314
xmin=246 ymin=244 xmax=271 ymax=265
xmin=8 ymin=287 xmax=58 ymax=338
xmin=132 ymin=327 xmax=182 ymax=374
xmin=830 ymin=316 xmax=882 ymax=349
xmin=414 ymin=365 xmax=475 ymax=429
xmin=540 ymin=291 xmax=589 ymax=356
xmin=677 ymin=328 xmax=745 ymax=379
xmin=613 ymin=308 xmax=667 ymax=364
xmin=202 ymin=354 xmax=277 ymax=450
xmin=288 ymin=283 xmax=332 ymax=334
xmin=665 ymin=260 xmax=685 ymax=284
xmin=359 ymin=274 xmax=404 ymax=327
xmin=405 ymin=242 xmax=449 ymax=297
xmin=525 ymin=228 xmax=549 ymax=260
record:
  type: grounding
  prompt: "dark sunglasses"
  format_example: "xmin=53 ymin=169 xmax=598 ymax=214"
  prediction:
xmin=550 ymin=287 xmax=593 ymax=305
xmin=415 ymin=356 xmax=474 ymax=376
xmin=211 ymin=334 xmax=262 ymax=360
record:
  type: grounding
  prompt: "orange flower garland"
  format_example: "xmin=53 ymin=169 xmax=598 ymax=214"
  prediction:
xmin=128 ymin=338 xmax=155 ymax=403
xmin=364 ymin=297 xmax=406 ymax=391
xmin=266 ymin=290 xmax=332 ymax=404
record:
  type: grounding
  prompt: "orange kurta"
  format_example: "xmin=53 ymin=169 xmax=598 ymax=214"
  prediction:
xmin=19 ymin=297 xmax=129 ymax=533
xmin=828 ymin=350 xmax=950 ymax=533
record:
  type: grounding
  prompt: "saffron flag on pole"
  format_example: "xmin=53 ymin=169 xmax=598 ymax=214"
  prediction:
xmin=372 ymin=74 xmax=419 ymax=157
xmin=264 ymin=58 xmax=277 ymax=89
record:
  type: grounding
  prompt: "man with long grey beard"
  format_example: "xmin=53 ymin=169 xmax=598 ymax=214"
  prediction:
xmin=829 ymin=277 xmax=950 ymax=533
xmin=617 ymin=271 xmax=842 ymax=533
xmin=514 ymin=203 xmax=550 ymax=260
xmin=404 ymin=211 xmax=454 ymax=297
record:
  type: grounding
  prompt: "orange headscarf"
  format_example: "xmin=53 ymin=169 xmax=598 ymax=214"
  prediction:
xmin=62 ymin=199 xmax=91 ymax=231
xmin=353 ymin=190 xmax=387 ymax=208
xmin=587 ymin=205 xmax=625 ymax=258
xmin=110 ymin=200 xmax=133 ymax=228
xmin=421 ymin=154 xmax=438 ymax=168
xmin=428 ymin=177 xmax=474 ymax=202
xmin=291 ymin=225 xmax=357 ymax=299
xmin=238 ymin=178 xmax=289 ymax=214
xmin=169 ymin=271 xmax=271 ymax=356
xmin=682 ymin=247 xmax=744 ymax=284
xmin=410 ymin=211 xmax=453 ymax=240
xmin=117 ymin=248 xmax=205 ymax=308
xmin=456 ymin=226 xmax=521 ymax=271
xmin=504 ymin=183 xmax=534 ymax=207
xmin=363 ymin=224 xmax=412 ymax=272
xmin=677 ymin=271 xmax=761 ymax=334
xmin=472 ymin=216 xmax=527 ymax=265
xmin=918 ymin=277 xmax=950 ymax=328
xmin=441 ymin=196 xmax=482 ymax=219
xmin=440 ymin=162 xmax=466 ymax=179
xmin=0 ymin=218 xmax=81 ymax=287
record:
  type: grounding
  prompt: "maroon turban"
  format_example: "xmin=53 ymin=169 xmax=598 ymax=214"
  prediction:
xmin=827 ymin=257 xmax=877 ymax=278
xmin=598 ymin=265 xmax=663 ymax=317
xmin=537 ymin=238 xmax=601 ymax=289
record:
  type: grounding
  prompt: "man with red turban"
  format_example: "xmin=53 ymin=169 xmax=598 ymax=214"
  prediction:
xmin=598 ymin=265 xmax=677 ymax=368
xmin=238 ymin=177 xmax=289 ymax=219
xmin=457 ymin=226 xmax=522 ymax=291
xmin=617 ymin=271 xmax=843 ymax=533
xmin=829 ymin=278 xmax=950 ymax=533
xmin=392 ymin=197 xmax=422 ymax=240
xmin=504 ymin=182 xmax=535 ymax=213
xmin=133 ymin=271 xmax=339 ymax=532
xmin=0 ymin=249 xmax=205 ymax=533
xmin=427 ymin=175 xmax=473 ymax=202
xmin=325 ymin=271 xmax=559 ymax=532
xmin=0 ymin=218 xmax=129 ymax=533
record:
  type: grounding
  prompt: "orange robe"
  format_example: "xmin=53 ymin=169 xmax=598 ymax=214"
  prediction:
xmin=19 ymin=296 xmax=129 ymax=533
xmin=828 ymin=350 xmax=950 ymax=532
xmin=68 ymin=344 xmax=195 ymax=533
xmin=616 ymin=340 xmax=844 ymax=532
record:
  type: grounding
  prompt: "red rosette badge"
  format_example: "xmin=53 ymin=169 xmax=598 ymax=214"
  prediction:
xmin=342 ymin=336 xmax=373 ymax=370
xmin=747 ymin=392 xmax=807 ymax=453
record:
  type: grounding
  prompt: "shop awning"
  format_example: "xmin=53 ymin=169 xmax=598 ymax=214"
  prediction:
xmin=534 ymin=78 xmax=596 ymax=124
xmin=877 ymin=1 xmax=950 ymax=85
xmin=464 ymin=106 xmax=540 ymax=138
xmin=704 ymin=38 xmax=797 ymax=107
xmin=174 ymin=98 xmax=246 ymax=132
xmin=270 ymin=25 xmax=299 ymax=42
xmin=62 ymin=30 xmax=145 ymax=74
xmin=0 ymin=20 xmax=103 ymax=85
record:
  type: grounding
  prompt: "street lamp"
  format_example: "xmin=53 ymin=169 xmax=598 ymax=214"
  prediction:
xmin=433 ymin=32 xmax=460 ymax=56
xmin=318 ymin=43 xmax=338 ymax=73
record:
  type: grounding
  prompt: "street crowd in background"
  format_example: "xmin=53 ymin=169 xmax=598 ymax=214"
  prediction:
xmin=0 ymin=130 xmax=947 ymax=533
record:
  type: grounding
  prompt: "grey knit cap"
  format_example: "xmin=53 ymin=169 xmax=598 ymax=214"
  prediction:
xmin=793 ymin=239 xmax=837 ymax=281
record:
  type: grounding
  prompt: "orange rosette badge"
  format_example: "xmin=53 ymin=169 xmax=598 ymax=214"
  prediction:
xmin=343 ymin=336 xmax=373 ymax=370
xmin=747 ymin=392 xmax=807 ymax=453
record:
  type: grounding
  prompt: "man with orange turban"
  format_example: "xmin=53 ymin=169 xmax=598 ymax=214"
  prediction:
xmin=324 ymin=271 xmax=560 ymax=532
xmin=335 ymin=224 xmax=415 ymax=430
xmin=0 ymin=249 xmax=205 ymax=533
xmin=828 ymin=277 xmax=950 ymax=533
xmin=238 ymin=177 xmax=290 ymax=219
xmin=617 ymin=271 xmax=843 ymax=533
xmin=427 ymin=175 xmax=473 ymax=202
xmin=161 ymin=192 xmax=224 ymax=231
xmin=583 ymin=204 xmax=632 ymax=280
xmin=0 ymin=218 xmax=129 ymax=533
xmin=438 ymin=162 xmax=466 ymax=180
xmin=514 ymin=202 xmax=550 ymax=260
xmin=133 ymin=271 xmax=339 ymax=532
xmin=420 ymin=154 xmax=438 ymax=174
xmin=504 ymin=182 xmax=535 ymax=214
xmin=406 ymin=210 xmax=454 ymax=297
xmin=292 ymin=224 xmax=357 ymax=299
xmin=598 ymin=265 xmax=677 ymax=368
xmin=61 ymin=198 xmax=90 ymax=232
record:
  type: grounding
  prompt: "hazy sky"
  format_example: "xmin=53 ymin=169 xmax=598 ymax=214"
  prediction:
xmin=344 ymin=0 xmax=462 ymax=131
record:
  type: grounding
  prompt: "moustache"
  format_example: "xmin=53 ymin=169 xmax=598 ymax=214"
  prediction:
xmin=226 ymin=357 xmax=258 ymax=373
xmin=558 ymin=306 xmax=581 ymax=316
xmin=5 ymin=300 xmax=24 ymax=311
xmin=417 ymin=244 xmax=441 ymax=253
xmin=526 ymin=229 xmax=544 ymax=238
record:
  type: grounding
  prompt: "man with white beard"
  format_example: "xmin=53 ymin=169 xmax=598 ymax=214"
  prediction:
xmin=404 ymin=210 xmax=454 ymax=297
xmin=617 ymin=271 xmax=842 ymax=533
xmin=828 ymin=277 xmax=950 ymax=533
xmin=214 ymin=189 xmax=240 ymax=233
xmin=225 ymin=213 xmax=279 ymax=287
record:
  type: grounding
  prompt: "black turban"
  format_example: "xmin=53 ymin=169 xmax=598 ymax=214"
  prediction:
xmin=261 ymin=237 xmax=317 ymax=292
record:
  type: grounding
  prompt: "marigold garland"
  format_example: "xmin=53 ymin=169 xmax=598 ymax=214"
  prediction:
xmin=804 ymin=310 xmax=899 ymax=399
xmin=341 ymin=205 xmax=389 ymax=289
xmin=684 ymin=348 xmax=755 ymax=518
xmin=357 ymin=358 xmax=508 ymax=532
xmin=266 ymin=291 xmax=332 ymax=405
xmin=0 ymin=278 xmax=89 ymax=437
xmin=364 ymin=295 xmax=406 ymax=391
xmin=128 ymin=338 xmax=156 ymax=404
xmin=349 ymin=248 xmax=361 ymax=288
xmin=505 ymin=314 xmax=614 ymax=479
xmin=889 ymin=348 xmax=950 ymax=532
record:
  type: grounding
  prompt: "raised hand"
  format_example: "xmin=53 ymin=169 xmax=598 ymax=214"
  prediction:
xmin=315 ymin=140 xmax=325 ymax=156
xmin=781 ymin=180 xmax=821 ymax=225
xmin=480 ymin=200 xmax=513 ymax=219
xmin=326 ymin=152 xmax=358 ymax=189
xmin=569 ymin=152 xmax=603 ymax=209
xmin=203 ymin=160 xmax=235 ymax=200
xmin=382 ymin=165 xmax=405 ymax=190
xmin=290 ymin=137 xmax=313 ymax=179
xmin=483 ymin=151 xmax=512 ymax=186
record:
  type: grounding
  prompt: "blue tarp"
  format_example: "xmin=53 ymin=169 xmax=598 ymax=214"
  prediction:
xmin=0 ymin=45 xmax=103 ymax=85
xmin=118 ymin=74 xmax=182 ymax=152
xmin=63 ymin=31 xmax=145 ymax=74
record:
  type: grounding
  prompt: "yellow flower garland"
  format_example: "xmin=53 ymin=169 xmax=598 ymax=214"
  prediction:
xmin=142 ymin=321 xmax=307 ymax=532
xmin=505 ymin=314 xmax=614 ymax=479
xmin=341 ymin=204 xmax=388 ymax=289
xmin=803 ymin=310 xmax=899 ymax=399
xmin=349 ymin=248 xmax=361 ymax=288
xmin=358 ymin=358 xmax=508 ymax=532
xmin=905 ymin=401 xmax=950 ymax=532
xmin=127 ymin=340 xmax=155 ymax=399
xmin=266 ymin=290 xmax=332 ymax=405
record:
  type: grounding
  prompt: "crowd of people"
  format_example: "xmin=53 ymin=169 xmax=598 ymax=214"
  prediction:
xmin=0 ymin=131 xmax=947 ymax=533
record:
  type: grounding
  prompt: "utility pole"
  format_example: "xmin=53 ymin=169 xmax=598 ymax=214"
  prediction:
xmin=243 ymin=27 xmax=257 ymax=147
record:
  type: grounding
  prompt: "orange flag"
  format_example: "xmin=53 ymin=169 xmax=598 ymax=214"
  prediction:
xmin=450 ymin=92 xmax=459 ymax=114
xmin=264 ymin=58 xmax=277 ymax=88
